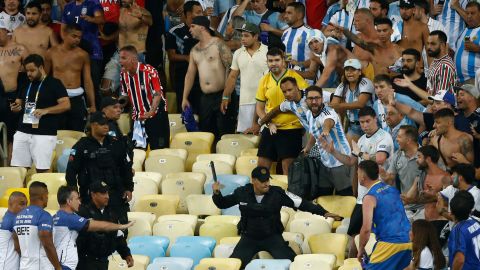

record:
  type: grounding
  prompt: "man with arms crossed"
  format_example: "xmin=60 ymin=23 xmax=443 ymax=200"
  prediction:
xmin=45 ymin=24 xmax=96 ymax=131
xmin=13 ymin=182 xmax=62 ymax=270
xmin=182 ymin=16 xmax=236 ymax=139
xmin=0 ymin=192 xmax=27 ymax=270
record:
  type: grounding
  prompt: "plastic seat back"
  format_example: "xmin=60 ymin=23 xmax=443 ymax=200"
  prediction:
xmin=234 ymin=156 xmax=258 ymax=176
xmin=192 ymin=160 xmax=233 ymax=181
xmin=151 ymin=257 xmax=194 ymax=270
xmin=216 ymin=138 xmax=255 ymax=157
xmin=203 ymin=174 xmax=250 ymax=195
xmin=170 ymin=242 xmax=212 ymax=266
xmin=195 ymin=258 xmax=242 ymax=270
xmin=171 ymin=132 xmax=214 ymax=171
xmin=308 ymin=233 xmax=349 ymax=267
xmin=176 ymin=236 xmax=216 ymax=252
xmin=245 ymin=259 xmax=291 ymax=270
xmin=186 ymin=194 xmax=221 ymax=216
xmin=133 ymin=194 xmax=179 ymax=218
xmin=199 ymin=222 xmax=238 ymax=243
xmin=144 ymin=155 xmax=185 ymax=175
xmin=0 ymin=167 xmax=26 ymax=198
xmin=162 ymin=172 xmax=206 ymax=214
xmin=128 ymin=235 xmax=169 ymax=261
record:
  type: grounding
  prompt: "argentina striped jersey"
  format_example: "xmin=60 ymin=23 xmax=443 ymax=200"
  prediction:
xmin=434 ymin=0 xmax=468 ymax=50
xmin=454 ymin=26 xmax=480 ymax=83
xmin=333 ymin=77 xmax=375 ymax=122
xmin=282 ymin=25 xmax=311 ymax=71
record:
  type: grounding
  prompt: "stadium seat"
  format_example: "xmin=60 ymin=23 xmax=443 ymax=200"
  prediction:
xmin=309 ymin=233 xmax=349 ymax=267
xmin=29 ymin=173 xmax=67 ymax=195
xmin=219 ymin=236 xmax=241 ymax=245
xmin=116 ymin=113 xmax=131 ymax=135
xmin=270 ymin=174 xmax=288 ymax=189
xmin=245 ymin=259 xmax=291 ymax=270
xmin=109 ymin=254 xmax=149 ymax=270
xmin=235 ymin=155 xmax=258 ymax=176
xmin=289 ymin=218 xmax=331 ymax=239
xmin=170 ymin=242 xmax=212 ymax=266
xmin=204 ymin=215 xmax=240 ymax=226
xmin=128 ymin=236 xmax=169 ymax=261
xmin=149 ymin=257 xmax=194 ymax=270
xmin=216 ymin=138 xmax=256 ymax=157
xmin=240 ymin=148 xmax=258 ymax=156
xmin=257 ymin=239 xmax=302 ymax=259
xmin=176 ymin=236 xmax=216 ymax=252
xmin=153 ymin=220 xmax=194 ymax=247
xmin=203 ymin=175 xmax=250 ymax=198
xmin=133 ymin=149 xmax=146 ymax=172
xmin=170 ymin=132 xmax=215 ymax=171
xmin=133 ymin=194 xmax=179 ymax=218
xmin=0 ymin=167 xmax=26 ymax=198
xmin=56 ymin=148 xmax=71 ymax=173
xmin=157 ymin=214 xmax=198 ymax=231
xmin=186 ymin=194 xmax=221 ymax=216
xmin=290 ymin=254 xmax=334 ymax=270
xmin=292 ymin=212 xmax=334 ymax=228
xmin=195 ymin=258 xmax=242 ymax=270
xmin=282 ymin=232 xmax=304 ymax=247
xmin=128 ymin=218 xmax=152 ymax=240
xmin=338 ymin=264 xmax=362 ymax=270
xmin=148 ymin=148 xmax=188 ymax=161
xmin=134 ymin=172 xmax=163 ymax=189
xmin=192 ymin=160 xmax=233 ymax=182
xmin=343 ymin=258 xmax=362 ymax=266
xmin=55 ymin=137 xmax=78 ymax=161
xmin=199 ymin=222 xmax=238 ymax=243
xmin=128 ymin=212 xmax=157 ymax=227
xmin=221 ymin=134 xmax=260 ymax=146
xmin=354 ymin=233 xmax=377 ymax=255
xmin=213 ymin=244 xmax=236 ymax=258
xmin=131 ymin=177 xmax=159 ymax=209
xmin=162 ymin=172 xmax=205 ymax=213
xmin=144 ymin=155 xmax=185 ymax=176
xmin=168 ymin=114 xmax=188 ymax=137
xmin=316 ymin=196 xmax=356 ymax=229
xmin=221 ymin=205 xmax=241 ymax=216
xmin=0 ymin=188 xmax=29 ymax=208
xmin=46 ymin=194 xmax=59 ymax=210
xmin=57 ymin=130 xmax=86 ymax=140
xmin=280 ymin=211 xmax=289 ymax=229
xmin=196 ymin=153 xmax=236 ymax=167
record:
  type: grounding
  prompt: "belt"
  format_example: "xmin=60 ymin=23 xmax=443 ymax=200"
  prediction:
xmin=349 ymin=121 xmax=360 ymax=125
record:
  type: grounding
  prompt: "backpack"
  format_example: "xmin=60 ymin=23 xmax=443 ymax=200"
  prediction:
xmin=287 ymin=155 xmax=321 ymax=200
xmin=259 ymin=10 xmax=284 ymax=50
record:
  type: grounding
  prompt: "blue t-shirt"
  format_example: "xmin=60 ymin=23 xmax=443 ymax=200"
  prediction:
xmin=366 ymin=181 xmax=411 ymax=243
xmin=62 ymin=0 xmax=103 ymax=60
xmin=448 ymin=217 xmax=480 ymax=269
xmin=243 ymin=10 xmax=287 ymax=31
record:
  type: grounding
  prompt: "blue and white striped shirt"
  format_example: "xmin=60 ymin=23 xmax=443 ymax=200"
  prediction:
xmin=333 ymin=77 xmax=375 ymax=123
xmin=322 ymin=2 xmax=341 ymax=26
xmin=373 ymin=95 xmax=415 ymax=130
xmin=434 ymin=0 xmax=468 ymax=50
xmin=282 ymin=25 xmax=311 ymax=71
xmin=279 ymin=95 xmax=309 ymax=128
xmin=454 ymin=26 xmax=480 ymax=83
xmin=306 ymin=106 xmax=351 ymax=168
xmin=386 ymin=117 xmax=413 ymax=151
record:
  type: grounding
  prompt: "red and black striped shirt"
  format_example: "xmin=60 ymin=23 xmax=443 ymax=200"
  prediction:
xmin=120 ymin=63 xmax=167 ymax=120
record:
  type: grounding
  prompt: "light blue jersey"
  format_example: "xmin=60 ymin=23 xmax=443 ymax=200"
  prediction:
xmin=282 ymin=25 xmax=311 ymax=71
xmin=322 ymin=2 xmax=341 ymax=26
xmin=279 ymin=95 xmax=309 ymax=128
xmin=333 ymin=77 xmax=375 ymax=123
xmin=454 ymin=26 xmax=480 ymax=83
xmin=243 ymin=10 xmax=288 ymax=30
xmin=306 ymin=106 xmax=351 ymax=168
xmin=434 ymin=0 xmax=468 ymax=50
xmin=386 ymin=117 xmax=413 ymax=151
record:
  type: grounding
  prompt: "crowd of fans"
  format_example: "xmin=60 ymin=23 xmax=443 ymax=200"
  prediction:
xmin=0 ymin=0 xmax=480 ymax=269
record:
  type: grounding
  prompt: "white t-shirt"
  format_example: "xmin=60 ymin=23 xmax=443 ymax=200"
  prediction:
xmin=357 ymin=128 xmax=394 ymax=204
xmin=0 ymin=211 xmax=19 ymax=270
xmin=440 ymin=185 xmax=480 ymax=212
xmin=418 ymin=247 xmax=434 ymax=269
xmin=0 ymin=11 xmax=25 ymax=33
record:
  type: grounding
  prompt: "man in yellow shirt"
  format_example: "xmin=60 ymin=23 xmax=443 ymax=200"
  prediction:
xmin=256 ymin=47 xmax=309 ymax=174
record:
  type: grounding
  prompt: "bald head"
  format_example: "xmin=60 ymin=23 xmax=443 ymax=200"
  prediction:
xmin=355 ymin=8 xmax=374 ymax=21
xmin=8 ymin=192 xmax=27 ymax=214
xmin=29 ymin=181 xmax=48 ymax=208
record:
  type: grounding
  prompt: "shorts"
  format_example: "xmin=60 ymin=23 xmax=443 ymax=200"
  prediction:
xmin=11 ymin=131 xmax=57 ymax=170
xmin=237 ymin=104 xmax=255 ymax=132
xmin=257 ymin=128 xmax=303 ymax=160
xmin=367 ymin=241 xmax=412 ymax=270
xmin=347 ymin=203 xmax=363 ymax=236
xmin=102 ymin=51 xmax=146 ymax=93
xmin=320 ymin=163 xmax=353 ymax=191
xmin=347 ymin=122 xmax=364 ymax=137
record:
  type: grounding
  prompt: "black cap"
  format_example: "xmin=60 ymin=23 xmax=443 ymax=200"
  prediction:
xmin=251 ymin=166 xmax=272 ymax=182
xmin=399 ymin=0 xmax=414 ymax=8
xmin=100 ymin=96 xmax=120 ymax=110
xmin=192 ymin=16 xmax=211 ymax=30
xmin=89 ymin=181 xmax=109 ymax=193
xmin=89 ymin=111 xmax=108 ymax=125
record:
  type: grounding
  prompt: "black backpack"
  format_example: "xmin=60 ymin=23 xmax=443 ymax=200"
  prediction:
xmin=287 ymin=155 xmax=320 ymax=200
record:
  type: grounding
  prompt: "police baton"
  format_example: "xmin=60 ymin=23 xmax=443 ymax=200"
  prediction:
xmin=210 ymin=161 xmax=218 ymax=182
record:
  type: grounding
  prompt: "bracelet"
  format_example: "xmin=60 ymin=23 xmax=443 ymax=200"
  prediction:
xmin=222 ymin=96 xmax=230 ymax=100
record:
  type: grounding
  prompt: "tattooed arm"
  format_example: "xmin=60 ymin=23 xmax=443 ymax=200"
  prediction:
xmin=329 ymin=23 xmax=376 ymax=54
xmin=217 ymin=39 xmax=233 ymax=79
xmin=458 ymin=134 xmax=474 ymax=163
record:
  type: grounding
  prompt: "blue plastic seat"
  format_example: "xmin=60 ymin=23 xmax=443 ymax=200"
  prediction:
xmin=170 ymin=242 xmax=212 ymax=266
xmin=148 ymin=257 xmax=194 ymax=270
xmin=56 ymin=148 xmax=71 ymax=173
xmin=221 ymin=204 xmax=241 ymax=216
xmin=203 ymin=174 xmax=250 ymax=195
xmin=245 ymin=259 xmax=291 ymax=270
xmin=175 ymin=236 xmax=216 ymax=252
xmin=128 ymin=236 xmax=170 ymax=261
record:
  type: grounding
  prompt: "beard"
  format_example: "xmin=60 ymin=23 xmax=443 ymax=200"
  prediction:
xmin=417 ymin=162 xmax=428 ymax=170
xmin=401 ymin=66 xmax=415 ymax=75
xmin=427 ymin=48 xmax=441 ymax=57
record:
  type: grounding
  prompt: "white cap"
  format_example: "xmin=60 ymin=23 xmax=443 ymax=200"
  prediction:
xmin=306 ymin=29 xmax=326 ymax=45
xmin=344 ymin=59 xmax=362 ymax=70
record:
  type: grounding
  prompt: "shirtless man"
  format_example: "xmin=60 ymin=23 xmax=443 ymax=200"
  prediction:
xmin=100 ymin=0 xmax=151 ymax=95
xmin=402 ymin=145 xmax=449 ymax=236
xmin=429 ymin=108 xmax=474 ymax=170
xmin=45 ymin=24 xmax=96 ymax=131
xmin=334 ymin=18 xmax=403 ymax=76
xmin=350 ymin=9 xmax=377 ymax=74
xmin=12 ymin=1 xmax=57 ymax=60
xmin=181 ymin=16 xmax=235 ymax=139
xmin=396 ymin=0 xmax=429 ymax=59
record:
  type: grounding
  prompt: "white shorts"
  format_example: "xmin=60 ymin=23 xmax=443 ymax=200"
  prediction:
xmin=237 ymin=104 xmax=256 ymax=132
xmin=11 ymin=131 xmax=57 ymax=170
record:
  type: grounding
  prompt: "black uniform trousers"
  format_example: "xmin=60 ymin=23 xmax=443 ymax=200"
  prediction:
xmin=231 ymin=234 xmax=296 ymax=269
xmin=77 ymin=255 xmax=108 ymax=270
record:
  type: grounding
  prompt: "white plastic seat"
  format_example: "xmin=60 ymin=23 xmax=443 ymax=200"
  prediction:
xmin=131 ymin=177 xmax=159 ymax=209
xmin=128 ymin=212 xmax=157 ymax=227
xmin=134 ymin=172 xmax=163 ymax=189
xmin=144 ymin=155 xmax=185 ymax=175
xmin=192 ymin=160 xmax=233 ymax=182
xmin=152 ymin=220 xmax=194 ymax=247
xmin=196 ymin=153 xmax=236 ymax=167
xmin=133 ymin=149 xmax=146 ymax=172
xmin=216 ymin=138 xmax=256 ymax=157
xmin=108 ymin=254 xmax=149 ymax=270
xmin=148 ymin=148 xmax=188 ymax=161
xmin=0 ymin=167 xmax=26 ymax=197
xmin=186 ymin=194 xmax=221 ymax=216
xmin=157 ymin=214 xmax=198 ymax=232
xmin=161 ymin=172 xmax=206 ymax=214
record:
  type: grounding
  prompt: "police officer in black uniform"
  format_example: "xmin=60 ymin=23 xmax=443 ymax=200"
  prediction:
xmin=76 ymin=181 xmax=133 ymax=270
xmin=66 ymin=112 xmax=133 ymax=225
xmin=212 ymin=166 xmax=342 ymax=269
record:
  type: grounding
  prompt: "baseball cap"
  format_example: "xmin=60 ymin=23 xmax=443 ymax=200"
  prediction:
xmin=100 ymin=96 xmax=120 ymax=110
xmin=89 ymin=181 xmax=109 ymax=193
xmin=399 ymin=0 xmax=415 ymax=8
xmin=428 ymin=90 xmax=456 ymax=107
xmin=306 ymin=29 xmax=326 ymax=45
xmin=454 ymin=84 xmax=480 ymax=99
xmin=235 ymin=22 xmax=260 ymax=35
xmin=192 ymin=16 xmax=211 ymax=30
xmin=251 ymin=166 xmax=272 ymax=182
xmin=344 ymin=59 xmax=362 ymax=70
xmin=89 ymin=111 xmax=109 ymax=125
